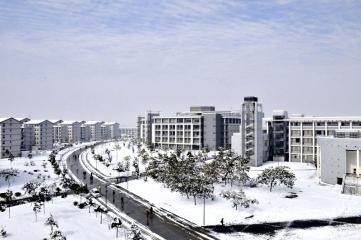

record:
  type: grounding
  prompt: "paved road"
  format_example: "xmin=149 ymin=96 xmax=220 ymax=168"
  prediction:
xmin=65 ymin=147 xmax=218 ymax=240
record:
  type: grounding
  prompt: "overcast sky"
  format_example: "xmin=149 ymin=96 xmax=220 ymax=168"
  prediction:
xmin=0 ymin=0 xmax=360 ymax=126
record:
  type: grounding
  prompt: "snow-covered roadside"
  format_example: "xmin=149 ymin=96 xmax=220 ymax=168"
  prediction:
xmin=215 ymin=224 xmax=361 ymax=240
xmin=0 ymin=195 xmax=128 ymax=240
xmin=118 ymin=161 xmax=361 ymax=226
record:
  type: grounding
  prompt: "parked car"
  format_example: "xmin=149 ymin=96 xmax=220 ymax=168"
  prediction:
xmin=90 ymin=188 xmax=101 ymax=198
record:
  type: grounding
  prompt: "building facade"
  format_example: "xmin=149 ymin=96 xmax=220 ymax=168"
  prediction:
xmin=137 ymin=112 xmax=160 ymax=145
xmin=317 ymin=130 xmax=361 ymax=185
xmin=265 ymin=110 xmax=289 ymax=162
xmin=0 ymin=118 xmax=22 ymax=158
xmin=119 ymin=127 xmax=137 ymax=139
xmin=149 ymin=106 xmax=241 ymax=151
xmin=23 ymin=120 xmax=54 ymax=150
xmin=58 ymin=121 xmax=82 ymax=143
xmin=102 ymin=122 xmax=120 ymax=140
xmin=232 ymin=97 xmax=265 ymax=167
xmin=265 ymin=115 xmax=361 ymax=164
xmin=84 ymin=121 xmax=103 ymax=141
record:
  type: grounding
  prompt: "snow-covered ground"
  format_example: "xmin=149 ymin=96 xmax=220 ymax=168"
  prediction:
xmin=86 ymin=141 xmax=218 ymax=178
xmin=215 ymin=224 xmax=361 ymax=240
xmin=0 ymin=195 xmax=128 ymax=240
xmin=84 ymin=141 xmax=141 ymax=178
xmin=118 ymin=161 xmax=361 ymax=226
xmin=0 ymin=151 xmax=57 ymax=193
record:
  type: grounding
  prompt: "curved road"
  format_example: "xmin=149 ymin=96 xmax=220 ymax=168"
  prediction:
xmin=65 ymin=145 xmax=218 ymax=240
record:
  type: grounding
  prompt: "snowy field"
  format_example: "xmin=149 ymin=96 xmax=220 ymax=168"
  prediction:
xmin=0 ymin=195 xmax=128 ymax=240
xmin=215 ymin=224 xmax=361 ymax=240
xmin=118 ymin=161 xmax=361 ymax=226
xmin=0 ymin=151 xmax=56 ymax=193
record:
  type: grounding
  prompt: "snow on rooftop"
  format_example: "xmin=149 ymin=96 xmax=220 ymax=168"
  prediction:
xmin=0 ymin=117 xmax=10 ymax=122
xmin=84 ymin=120 xmax=103 ymax=125
xmin=103 ymin=122 xmax=119 ymax=125
xmin=25 ymin=119 xmax=53 ymax=124
xmin=60 ymin=120 xmax=81 ymax=125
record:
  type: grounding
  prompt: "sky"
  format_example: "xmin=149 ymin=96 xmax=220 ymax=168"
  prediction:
xmin=0 ymin=0 xmax=360 ymax=126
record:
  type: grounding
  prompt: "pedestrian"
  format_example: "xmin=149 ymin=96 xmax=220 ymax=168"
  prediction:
xmin=146 ymin=210 xmax=150 ymax=225
xmin=90 ymin=173 xmax=93 ymax=185
xmin=220 ymin=218 xmax=224 ymax=226
xmin=120 ymin=197 xmax=124 ymax=210
xmin=150 ymin=206 xmax=154 ymax=215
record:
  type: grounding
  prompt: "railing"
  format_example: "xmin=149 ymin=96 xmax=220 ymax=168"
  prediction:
xmin=342 ymin=174 xmax=361 ymax=196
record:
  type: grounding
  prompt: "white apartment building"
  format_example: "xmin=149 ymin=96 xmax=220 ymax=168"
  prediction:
xmin=137 ymin=112 xmax=160 ymax=145
xmin=232 ymin=97 xmax=265 ymax=167
xmin=152 ymin=115 xmax=203 ymax=150
xmin=80 ymin=124 xmax=91 ymax=142
xmin=83 ymin=121 xmax=103 ymax=141
xmin=149 ymin=107 xmax=241 ymax=151
xmin=288 ymin=116 xmax=361 ymax=163
xmin=0 ymin=118 xmax=22 ymax=158
xmin=57 ymin=121 xmax=82 ymax=143
xmin=265 ymin=114 xmax=361 ymax=164
xmin=23 ymin=120 xmax=54 ymax=150
xmin=102 ymin=122 xmax=120 ymax=140
xmin=120 ymin=127 xmax=137 ymax=139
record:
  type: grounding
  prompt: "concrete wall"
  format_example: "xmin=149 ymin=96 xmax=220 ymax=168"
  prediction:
xmin=318 ymin=136 xmax=361 ymax=184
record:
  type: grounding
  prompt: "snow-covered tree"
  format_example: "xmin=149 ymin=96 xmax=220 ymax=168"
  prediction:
xmin=213 ymin=150 xmax=249 ymax=185
xmin=45 ymin=214 xmax=58 ymax=234
xmin=22 ymin=181 xmax=41 ymax=196
xmin=0 ymin=226 xmax=7 ymax=238
xmin=94 ymin=206 xmax=108 ymax=224
xmin=257 ymin=166 xmax=296 ymax=192
xmin=128 ymin=224 xmax=143 ymax=240
xmin=4 ymin=190 xmax=13 ymax=219
xmin=110 ymin=217 xmax=123 ymax=238
xmin=220 ymin=190 xmax=258 ymax=210
xmin=49 ymin=230 xmax=66 ymax=240
xmin=33 ymin=202 xmax=42 ymax=222
xmin=0 ymin=169 xmax=19 ymax=188
xmin=8 ymin=153 xmax=14 ymax=166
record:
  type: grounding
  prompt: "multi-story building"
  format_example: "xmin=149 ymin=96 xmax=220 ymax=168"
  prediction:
xmin=23 ymin=120 xmax=54 ymax=150
xmin=80 ymin=124 xmax=91 ymax=142
xmin=83 ymin=121 xmax=103 ymax=141
xmin=102 ymin=122 xmax=120 ymax=140
xmin=0 ymin=118 xmax=22 ymax=158
xmin=265 ymin=110 xmax=289 ymax=162
xmin=232 ymin=97 xmax=265 ymax=167
xmin=149 ymin=106 xmax=241 ymax=151
xmin=119 ymin=127 xmax=137 ymax=139
xmin=265 ymin=115 xmax=361 ymax=164
xmin=55 ymin=121 xmax=82 ymax=143
xmin=137 ymin=112 xmax=160 ymax=145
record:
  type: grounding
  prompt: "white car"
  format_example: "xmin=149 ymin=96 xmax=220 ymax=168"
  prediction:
xmin=90 ymin=188 xmax=101 ymax=198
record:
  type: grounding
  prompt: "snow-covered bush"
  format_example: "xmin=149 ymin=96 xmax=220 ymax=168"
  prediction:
xmin=220 ymin=190 xmax=258 ymax=210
